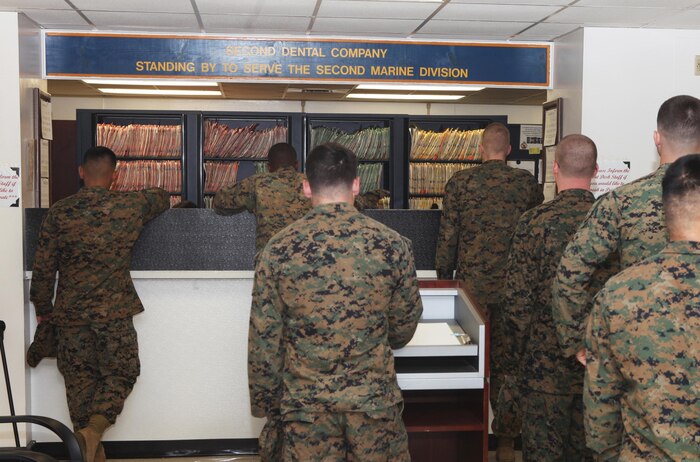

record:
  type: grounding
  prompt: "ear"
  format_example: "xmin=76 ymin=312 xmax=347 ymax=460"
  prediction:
xmin=552 ymin=160 xmax=560 ymax=176
xmin=352 ymin=177 xmax=360 ymax=197
xmin=592 ymin=163 xmax=599 ymax=178
xmin=505 ymin=144 xmax=512 ymax=157
xmin=653 ymin=130 xmax=661 ymax=148
xmin=303 ymin=179 xmax=313 ymax=198
xmin=78 ymin=165 xmax=85 ymax=180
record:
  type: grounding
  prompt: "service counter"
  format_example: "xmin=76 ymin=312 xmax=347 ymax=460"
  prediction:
xmin=23 ymin=209 xmax=488 ymax=461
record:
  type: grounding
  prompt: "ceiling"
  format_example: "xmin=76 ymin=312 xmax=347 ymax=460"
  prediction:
xmin=5 ymin=0 xmax=700 ymax=104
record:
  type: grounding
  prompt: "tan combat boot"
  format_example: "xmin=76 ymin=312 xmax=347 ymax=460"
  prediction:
xmin=496 ymin=436 xmax=515 ymax=462
xmin=95 ymin=443 xmax=106 ymax=462
xmin=77 ymin=415 xmax=110 ymax=462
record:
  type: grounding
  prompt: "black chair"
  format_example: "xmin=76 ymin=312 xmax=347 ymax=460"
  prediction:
xmin=0 ymin=415 xmax=83 ymax=462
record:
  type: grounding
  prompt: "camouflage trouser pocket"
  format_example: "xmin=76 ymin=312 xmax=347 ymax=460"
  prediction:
xmin=258 ymin=415 xmax=283 ymax=462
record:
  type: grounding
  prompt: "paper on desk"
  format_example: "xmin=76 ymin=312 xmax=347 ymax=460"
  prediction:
xmin=406 ymin=322 xmax=463 ymax=346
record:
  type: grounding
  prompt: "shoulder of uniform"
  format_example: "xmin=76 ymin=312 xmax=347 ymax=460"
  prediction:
xmin=609 ymin=169 xmax=660 ymax=197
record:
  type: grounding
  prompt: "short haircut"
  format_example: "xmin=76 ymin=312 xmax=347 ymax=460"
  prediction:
xmin=662 ymin=153 xmax=700 ymax=231
xmin=556 ymin=134 xmax=598 ymax=178
xmin=481 ymin=122 xmax=511 ymax=155
xmin=657 ymin=95 xmax=700 ymax=146
xmin=306 ymin=142 xmax=357 ymax=192
xmin=82 ymin=146 xmax=117 ymax=178
xmin=268 ymin=143 xmax=297 ymax=170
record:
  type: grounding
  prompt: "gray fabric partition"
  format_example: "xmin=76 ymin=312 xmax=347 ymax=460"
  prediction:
xmin=25 ymin=209 xmax=441 ymax=271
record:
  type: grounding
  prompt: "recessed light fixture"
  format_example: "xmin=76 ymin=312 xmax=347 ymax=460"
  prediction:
xmin=347 ymin=93 xmax=465 ymax=101
xmin=356 ymin=84 xmax=485 ymax=92
xmin=84 ymin=79 xmax=218 ymax=87
xmin=98 ymin=88 xmax=222 ymax=96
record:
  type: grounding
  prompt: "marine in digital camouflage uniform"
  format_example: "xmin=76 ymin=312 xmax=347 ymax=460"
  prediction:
xmin=435 ymin=122 xmax=542 ymax=459
xmin=553 ymin=95 xmax=700 ymax=360
xmin=585 ymin=153 xmax=700 ymax=461
xmin=30 ymin=146 xmax=169 ymax=462
xmin=501 ymin=135 xmax=604 ymax=461
xmin=248 ymin=142 xmax=423 ymax=462
xmin=214 ymin=142 xmax=311 ymax=253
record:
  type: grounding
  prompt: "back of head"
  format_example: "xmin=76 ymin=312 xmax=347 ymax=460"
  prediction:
xmin=556 ymin=134 xmax=598 ymax=178
xmin=268 ymin=143 xmax=298 ymax=172
xmin=480 ymin=122 xmax=511 ymax=160
xmin=306 ymin=142 xmax=357 ymax=193
xmin=662 ymin=153 xmax=700 ymax=238
xmin=657 ymin=95 xmax=700 ymax=150
xmin=82 ymin=146 xmax=117 ymax=182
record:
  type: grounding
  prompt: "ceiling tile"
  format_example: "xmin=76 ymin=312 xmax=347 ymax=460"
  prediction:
xmin=450 ymin=0 xmax=571 ymax=4
xmin=645 ymin=9 xmax=700 ymax=29
xmin=195 ymin=0 xmax=317 ymax=16
xmin=546 ymin=6 xmax=666 ymax=26
xmin=312 ymin=17 xmax=423 ymax=35
xmin=434 ymin=3 xmax=561 ymax=22
xmin=576 ymin=0 xmax=697 ymax=7
xmin=317 ymin=1 xmax=440 ymax=20
xmin=0 ymin=0 xmax=70 ymax=9
xmin=202 ymin=14 xmax=310 ymax=32
xmin=513 ymin=22 xmax=580 ymax=40
xmin=22 ymin=9 xmax=89 ymax=26
xmin=72 ymin=0 xmax=195 ymax=13
xmin=85 ymin=11 xmax=200 ymax=31
xmin=418 ymin=19 xmax=533 ymax=37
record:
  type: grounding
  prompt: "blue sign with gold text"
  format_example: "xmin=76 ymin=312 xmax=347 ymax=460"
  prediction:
xmin=44 ymin=33 xmax=550 ymax=87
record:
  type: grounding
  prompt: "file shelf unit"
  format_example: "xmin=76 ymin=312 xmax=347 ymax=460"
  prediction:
xmin=407 ymin=116 xmax=507 ymax=210
xmin=199 ymin=112 xmax=303 ymax=207
xmin=305 ymin=114 xmax=408 ymax=208
xmin=76 ymin=110 xmax=537 ymax=210
xmin=398 ymin=280 xmax=490 ymax=462
xmin=77 ymin=110 xmax=199 ymax=206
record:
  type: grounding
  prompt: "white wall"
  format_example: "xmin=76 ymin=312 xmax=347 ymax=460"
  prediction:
xmin=580 ymin=28 xmax=700 ymax=181
xmin=0 ymin=12 xmax=27 ymax=446
xmin=550 ymin=28 xmax=584 ymax=136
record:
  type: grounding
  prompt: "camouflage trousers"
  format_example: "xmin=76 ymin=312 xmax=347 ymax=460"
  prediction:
xmin=56 ymin=317 xmax=140 ymax=430
xmin=489 ymin=308 xmax=522 ymax=438
xmin=273 ymin=404 xmax=410 ymax=462
xmin=521 ymin=389 xmax=592 ymax=462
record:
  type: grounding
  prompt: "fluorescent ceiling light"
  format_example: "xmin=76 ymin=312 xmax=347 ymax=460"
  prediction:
xmin=347 ymin=93 xmax=464 ymax=101
xmin=98 ymin=88 xmax=222 ymax=96
xmin=356 ymin=84 xmax=485 ymax=92
xmin=84 ymin=79 xmax=218 ymax=87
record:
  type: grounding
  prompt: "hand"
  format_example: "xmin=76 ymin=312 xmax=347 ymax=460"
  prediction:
xmin=576 ymin=348 xmax=587 ymax=366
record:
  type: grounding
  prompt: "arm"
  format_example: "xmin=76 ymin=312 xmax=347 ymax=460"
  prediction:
xmin=30 ymin=210 xmax=59 ymax=319
xmin=584 ymin=290 xmax=625 ymax=460
xmin=388 ymin=238 xmax=423 ymax=349
xmin=500 ymin=214 xmax=538 ymax=371
xmin=552 ymin=194 xmax=622 ymax=357
xmin=435 ymin=177 xmax=459 ymax=279
xmin=248 ymin=251 xmax=285 ymax=418
xmin=213 ymin=177 xmax=255 ymax=216
xmin=139 ymin=187 xmax=170 ymax=223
